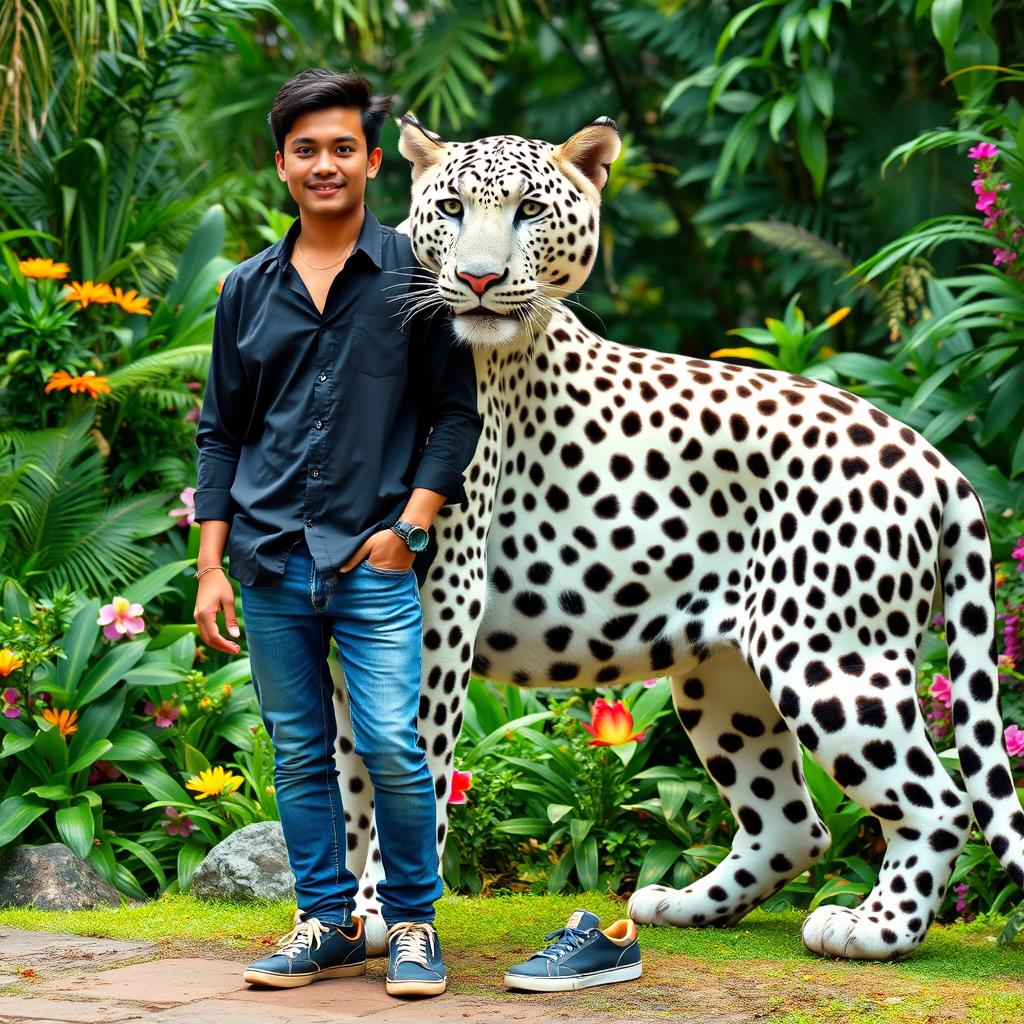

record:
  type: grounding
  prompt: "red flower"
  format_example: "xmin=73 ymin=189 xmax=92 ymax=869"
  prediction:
xmin=448 ymin=769 xmax=473 ymax=804
xmin=581 ymin=698 xmax=646 ymax=747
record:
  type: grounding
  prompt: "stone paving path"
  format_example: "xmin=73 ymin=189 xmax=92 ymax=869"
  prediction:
xmin=0 ymin=926 xmax=596 ymax=1024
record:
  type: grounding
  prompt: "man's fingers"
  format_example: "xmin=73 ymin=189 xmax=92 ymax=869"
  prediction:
xmin=195 ymin=607 xmax=240 ymax=654
xmin=340 ymin=545 xmax=368 ymax=572
xmin=223 ymin=600 xmax=241 ymax=638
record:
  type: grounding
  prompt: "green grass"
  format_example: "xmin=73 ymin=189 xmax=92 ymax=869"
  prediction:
xmin=1 ymin=893 xmax=1022 ymax=1023
xmin=0 ymin=892 xmax=1021 ymax=984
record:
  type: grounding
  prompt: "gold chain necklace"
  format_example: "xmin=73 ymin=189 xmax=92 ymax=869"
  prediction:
xmin=294 ymin=238 xmax=355 ymax=271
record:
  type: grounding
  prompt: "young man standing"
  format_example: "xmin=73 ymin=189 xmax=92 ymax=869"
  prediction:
xmin=192 ymin=69 xmax=482 ymax=998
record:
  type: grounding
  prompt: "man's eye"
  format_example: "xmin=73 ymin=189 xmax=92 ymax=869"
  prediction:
xmin=439 ymin=198 xmax=464 ymax=217
xmin=518 ymin=200 xmax=546 ymax=219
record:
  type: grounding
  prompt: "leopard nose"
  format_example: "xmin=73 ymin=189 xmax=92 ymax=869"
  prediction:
xmin=456 ymin=268 xmax=507 ymax=295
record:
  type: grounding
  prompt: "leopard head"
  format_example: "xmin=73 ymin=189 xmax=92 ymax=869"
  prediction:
xmin=397 ymin=115 xmax=621 ymax=348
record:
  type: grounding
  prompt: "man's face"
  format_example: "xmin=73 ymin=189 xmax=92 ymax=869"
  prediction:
xmin=275 ymin=106 xmax=382 ymax=218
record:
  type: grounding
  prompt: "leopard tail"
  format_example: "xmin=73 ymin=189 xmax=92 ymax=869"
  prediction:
xmin=940 ymin=476 xmax=1024 ymax=890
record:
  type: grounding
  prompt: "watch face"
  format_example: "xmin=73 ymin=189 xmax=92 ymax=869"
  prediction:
xmin=408 ymin=526 xmax=429 ymax=552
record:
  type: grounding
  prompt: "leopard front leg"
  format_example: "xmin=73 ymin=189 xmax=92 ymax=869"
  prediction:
xmin=630 ymin=646 xmax=830 ymax=929
xmin=355 ymin=523 xmax=490 ymax=955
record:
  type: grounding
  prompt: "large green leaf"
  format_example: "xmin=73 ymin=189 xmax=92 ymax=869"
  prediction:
xmin=0 ymin=795 xmax=47 ymax=845
xmin=638 ymin=840 xmax=683 ymax=888
xmin=75 ymin=640 xmax=147 ymax=706
xmin=56 ymin=801 xmax=95 ymax=858
xmin=55 ymin=600 xmax=101 ymax=691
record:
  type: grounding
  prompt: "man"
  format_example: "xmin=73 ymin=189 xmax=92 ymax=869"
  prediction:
xmin=192 ymin=68 xmax=483 ymax=998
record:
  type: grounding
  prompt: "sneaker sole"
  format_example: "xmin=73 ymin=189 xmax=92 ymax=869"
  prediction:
xmin=243 ymin=962 xmax=367 ymax=988
xmin=385 ymin=976 xmax=448 ymax=997
xmin=504 ymin=961 xmax=642 ymax=992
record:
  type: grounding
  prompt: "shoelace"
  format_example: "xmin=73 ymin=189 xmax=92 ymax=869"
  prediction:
xmin=533 ymin=925 xmax=592 ymax=961
xmin=273 ymin=917 xmax=328 ymax=960
xmin=387 ymin=922 xmax=437 ymax=968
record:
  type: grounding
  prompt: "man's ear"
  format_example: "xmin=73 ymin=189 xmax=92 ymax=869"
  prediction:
xmin=397 ymin=113 xmax=449 ymax=183
xmin=552 ymin=116 xmax=622 ymax=193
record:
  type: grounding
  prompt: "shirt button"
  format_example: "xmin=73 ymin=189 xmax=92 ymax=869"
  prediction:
xmin=306 ymin=518 xmax=314 ymax=528
xmin=311 ymin=469 xmax=320 ymax=478
xmin=318 ymin=372 xmax=327 ymax=382
xmin=314 ymin=419 xmax=323 ymax=429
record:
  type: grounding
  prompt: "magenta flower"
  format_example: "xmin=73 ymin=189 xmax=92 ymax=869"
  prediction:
xmin=1 ymin=687 xmax=21 ymax=719
xmin=1012 ymin=538 xmax=1024 ymax=572
xmin=930 ymin=674 xmax=952 ymax=708
xmin=448 ymin=769 xmax=473 ymax=805
xmin=160 ymin=805 xmax=197 ymax=837
xmin=97 ymin=596 xmax=145 ymax=641
xmin=994 ymin=248 xmax=1018 ymax=267
xmin=968 ymin=142 xmax=999 ymax=160
xmin=642 ymin=677 xmax=659 ymax=688
xmin=144 ymin=698 xmax=180 ymax=728
xmin=169 ymin=486 xmax=196 ymax=528
xmin=976 ymin=190 xmax=999 ymax=213
xmin=1005 ymin=724 xmax=1024 ymax=758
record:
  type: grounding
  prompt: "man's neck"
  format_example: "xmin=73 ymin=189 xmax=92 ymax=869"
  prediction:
xmin=297 ymin=205 xmax=366 ymax=258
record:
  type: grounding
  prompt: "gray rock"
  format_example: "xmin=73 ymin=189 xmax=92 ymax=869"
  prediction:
xmin=0 ymin=843 xmax=122 ymax=910
xmin=191 ymin=820 xmax=295 ymax=902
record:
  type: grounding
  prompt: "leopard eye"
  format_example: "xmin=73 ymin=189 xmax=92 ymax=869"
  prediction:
xmin=439 ymin=198 xmax=464 ymax=217
xmin=518 ymin=199 xmax=546 ymax=219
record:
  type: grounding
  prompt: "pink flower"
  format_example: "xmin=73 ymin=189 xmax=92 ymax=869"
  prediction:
xmin=994 ymin=248 xmax=1018 ymax=267
xmin=976 ymin=190 xmax=999 ymax=213
xmin=642 ymin=677 xmax=659 ymax=688
xmin=98 ymin=596 xmax=145 ymax=641
xmin=160 ymin=805 xmax=197 ymax=837
xmin=1005 ymin=724 xmax=1024 ymax=758
xmin=932 ymin=613 xmax=945 ymax=629
xmin=448 ymin=769 xmax=473 ymax=805
xmin=930 ymin=674 xmax=952 ymax=708
xmin=1012 ymin=538 xmax=1024 ymax=572
xmin=1 ymin=686 xmax=21 ymax=719
xmin=169 ymin=486 xmax=196 ymax=527
xmin=968 ymin=143 xmax=999 ymax=160
xmin=144 ymin=699 xmax=180 ymax=728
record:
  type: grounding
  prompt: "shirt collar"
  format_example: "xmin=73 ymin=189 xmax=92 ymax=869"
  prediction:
xmin=258 ymin=204 xmax=383 ymax=273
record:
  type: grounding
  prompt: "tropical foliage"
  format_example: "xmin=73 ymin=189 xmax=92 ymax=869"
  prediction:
xmin=1 ymin=0 xmax=1023 ymax=932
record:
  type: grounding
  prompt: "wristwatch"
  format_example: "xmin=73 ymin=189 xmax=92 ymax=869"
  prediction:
xmin=391 ymin=519 xmax=430 ymax=552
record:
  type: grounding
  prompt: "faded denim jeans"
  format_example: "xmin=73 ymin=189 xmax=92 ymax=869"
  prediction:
xmin=239 ymin=536 xmax=442 ymax=928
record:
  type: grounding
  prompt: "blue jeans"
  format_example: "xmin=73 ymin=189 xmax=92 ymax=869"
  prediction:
xmin=238 ymin=537 xmax=442 ymax=928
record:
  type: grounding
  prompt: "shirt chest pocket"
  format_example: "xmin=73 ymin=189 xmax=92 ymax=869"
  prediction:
xmin=349 ymin=313 xmax=410 ymax=378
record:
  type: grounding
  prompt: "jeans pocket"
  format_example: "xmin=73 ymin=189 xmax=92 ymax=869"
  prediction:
xmin=360 ymin=557 xmax=413 ymax=576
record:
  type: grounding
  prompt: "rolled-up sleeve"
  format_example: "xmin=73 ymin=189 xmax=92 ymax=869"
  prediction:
xmin=410 ymin=309 xmax=483 ymax=507
xmin=194 ymin=272 xmax=247 ymax=523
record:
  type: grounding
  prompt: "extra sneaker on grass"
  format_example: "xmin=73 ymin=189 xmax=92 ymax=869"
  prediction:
xmin=504 ymin=909 xmax=642 ymax=992
xmin=385 ymin=921 xmax=447 ymax=997
xmin=243 ymin=916 xmax=367 ymax=988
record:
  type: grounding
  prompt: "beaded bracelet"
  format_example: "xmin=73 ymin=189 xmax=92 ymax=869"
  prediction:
xmin=193 ymin=565 xmax=227 ymax=581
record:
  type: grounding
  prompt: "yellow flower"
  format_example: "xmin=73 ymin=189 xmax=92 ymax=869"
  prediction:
xmin=186 ymin=765 xmax=243 ymax=800
xmin=42 ymin=707 xmax=79 ymax=737
xmin=19 ymin=258 xmax=71 ymax=280
xmin=824 ymin=306 xmax=851 ymax=327
xmin=111 ymin=286 xmax=153 ymax=316
xmin=63 ymin=280 xmax=115 ymax=307
xmin=44 ymin=370 xmax=111 ymax=398
xmin=0 ymin=649 xmax=25 ymax=677
xmin=198 ymin=695 xmax=212 ymax=710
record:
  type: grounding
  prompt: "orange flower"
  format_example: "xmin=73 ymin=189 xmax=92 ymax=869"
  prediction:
xmin=0 ymin=649 xmax=25 ymax=677
xmin=45 ymin=370 xmax=111 ymax=398
xmin=823 ymin=306 xmax=851 ymax=327
xmin=581 ymin=698 xmax=646 ymax=747
xmin=19 ymin=258 xmax=71 ymax=280
xmin=63 ymin=280 xmax=115 ymax=307
xmin=42 ymin=707 xmax=79 ymax=737
xmin=111 ymin=286 xmax=153 ymax=316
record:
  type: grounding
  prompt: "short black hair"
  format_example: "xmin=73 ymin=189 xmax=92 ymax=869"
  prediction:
xmin=267 ymin=69 xmax=395 ymax=155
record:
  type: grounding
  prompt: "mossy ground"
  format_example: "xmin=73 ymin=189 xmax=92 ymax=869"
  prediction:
xmin=1 ymin=894 xmax=1023 ymax=1022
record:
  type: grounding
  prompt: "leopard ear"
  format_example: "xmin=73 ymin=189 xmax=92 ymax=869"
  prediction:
xmin=397 ymin=114 xmax=450 ymax=183
xmin=552 ymin=116 xmax=622 ymax=193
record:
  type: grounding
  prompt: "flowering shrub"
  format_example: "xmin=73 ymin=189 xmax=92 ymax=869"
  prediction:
xmin=969 ymin=143 xmax=1022 ymax=277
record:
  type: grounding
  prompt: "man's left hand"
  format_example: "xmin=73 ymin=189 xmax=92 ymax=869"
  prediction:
xmin=340 ymin=528 xmax=415 ymax=573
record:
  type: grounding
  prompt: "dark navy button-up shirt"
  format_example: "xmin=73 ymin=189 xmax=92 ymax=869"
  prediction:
xmin=194 ymin=205 xmax=483 ymax=589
